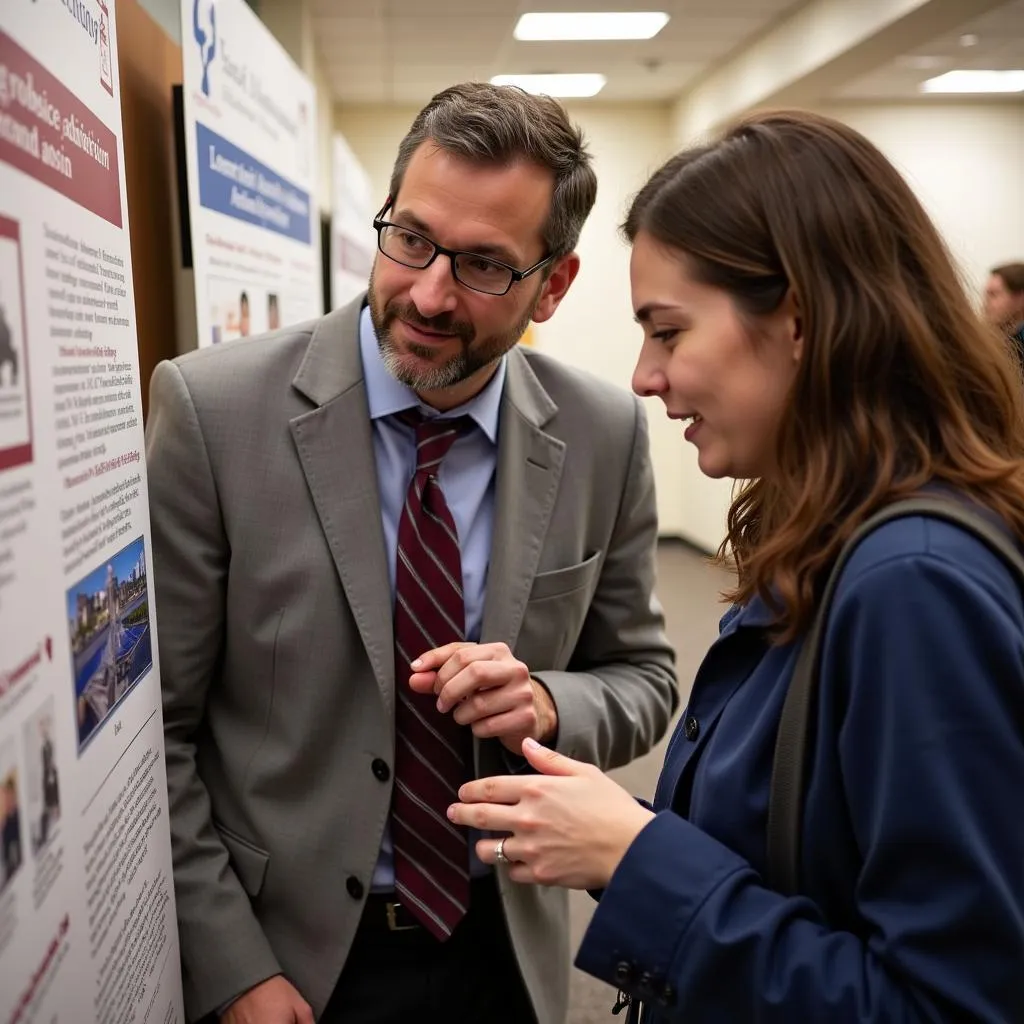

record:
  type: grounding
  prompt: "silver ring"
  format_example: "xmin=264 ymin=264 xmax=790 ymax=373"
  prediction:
xmin=494 ymin=837 xmax=510 ymax=865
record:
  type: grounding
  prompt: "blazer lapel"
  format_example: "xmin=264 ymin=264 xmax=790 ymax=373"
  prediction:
xmin=288 ymin=297 xmax=396 ymax=711
xmin=481 ymin=348 xmax=566 ymax=649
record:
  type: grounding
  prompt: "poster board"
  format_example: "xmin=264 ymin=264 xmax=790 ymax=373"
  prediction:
xmin=0 ymin=2 xmax=184 ymax=1020
xmin=179 ymin=0 xmax=321 ymax=347
xmin=331 ymin=133 xmax=374 ymax=309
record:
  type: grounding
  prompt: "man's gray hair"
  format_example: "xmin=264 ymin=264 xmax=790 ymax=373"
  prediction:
xmin=389 ymin=82 xmax=597 ymax=260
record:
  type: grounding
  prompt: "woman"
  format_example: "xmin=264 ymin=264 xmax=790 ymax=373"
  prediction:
xmin=983 ymin=261 xmax=1024 ymax=360
xmin=448 ymin=109 xmax=1024 ymax=1021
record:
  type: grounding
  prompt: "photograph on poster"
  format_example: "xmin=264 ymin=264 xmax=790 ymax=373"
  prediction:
xmin=0 ymin=216 xmax=31 ymax=472
xmin=21 ymin=698 xmax=60 ymax=857
xmin=0 ymin=742 xmax=21 ymax=894
xmin=208 ymin=275 xmax=255 ymax=343
xmin=207 ymin=276 xmax=297 ymax=343
xmin=66 ymin=536 xmax=152 ymax=751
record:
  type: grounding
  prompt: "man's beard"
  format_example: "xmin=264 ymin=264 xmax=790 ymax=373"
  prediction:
xmin=369 ymin=273 xmax=538 ymax=392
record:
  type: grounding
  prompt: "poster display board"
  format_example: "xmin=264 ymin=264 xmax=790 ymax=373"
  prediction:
xmin=179 ymin=0 xmax=321 ymax=347
xmin=0 ymin=1 xmax=184 ymax=1021
xmin=331 ymin=133 xmax=374 ymax=309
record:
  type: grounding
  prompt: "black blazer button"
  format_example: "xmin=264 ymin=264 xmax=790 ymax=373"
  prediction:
xmin=660 ymin=984 xmax=677 ymax=1006
xmin=371 ymin=758 xmax=390 ymax=782
xmin=346 ymin=876 xmax=364 ymax=900
xmin=684 ymin=715 xmax=700 ymax=741
xmin=613 ymin=960 xmax=634 ymax=986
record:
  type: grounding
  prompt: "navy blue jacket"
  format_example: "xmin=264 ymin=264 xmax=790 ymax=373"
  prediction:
xmin=577 ymin=513 xmax=1024 ymax=1021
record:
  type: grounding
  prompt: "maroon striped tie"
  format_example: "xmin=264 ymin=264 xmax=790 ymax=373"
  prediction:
xmin=391 ymin=410 xmax=473 ymax=939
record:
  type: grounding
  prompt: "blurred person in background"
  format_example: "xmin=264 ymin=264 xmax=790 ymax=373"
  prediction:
xmin=984 ymin=262 xmax=1024 ymax=356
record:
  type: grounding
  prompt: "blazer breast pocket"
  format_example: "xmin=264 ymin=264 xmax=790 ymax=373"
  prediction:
xmin=214 ymin=820 xmax=270 ymax=899
xmin=518 ymin=551 xmax=603 ymax=670
xmin=528 ymin=550 xmax=603 ymax=602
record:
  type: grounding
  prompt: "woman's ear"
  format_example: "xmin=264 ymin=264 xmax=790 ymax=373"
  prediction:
xmin=784 ymin=288 xmax=803 ymax=360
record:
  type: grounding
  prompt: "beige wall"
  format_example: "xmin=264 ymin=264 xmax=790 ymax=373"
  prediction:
xmin=817 ymin=102 xmax=1024 ymax=295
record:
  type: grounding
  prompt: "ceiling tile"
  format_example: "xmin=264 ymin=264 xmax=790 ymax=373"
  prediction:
xmin=317 ymin=0 xmax=1024 ymax=106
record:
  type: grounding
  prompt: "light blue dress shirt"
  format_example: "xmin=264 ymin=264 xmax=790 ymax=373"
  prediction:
xmin=359 ymin=304 xmax=507 ymax=892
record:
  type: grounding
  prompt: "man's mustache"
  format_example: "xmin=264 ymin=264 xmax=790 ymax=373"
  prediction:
xmin=385 ymin=302 xmax=475 ymax=344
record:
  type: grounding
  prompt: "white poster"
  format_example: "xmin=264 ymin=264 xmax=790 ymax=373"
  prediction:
xmin=0 ymin=2 xmax=185 ymax=1022
xmin=331 ymin=133 xmax=374 ymax=310
xmin=180 ymin=0 xmax=321 ymax=347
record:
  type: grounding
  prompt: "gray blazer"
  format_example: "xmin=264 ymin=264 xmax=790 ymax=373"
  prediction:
xmin=146 ymin=295 xmax=677 ymax=1023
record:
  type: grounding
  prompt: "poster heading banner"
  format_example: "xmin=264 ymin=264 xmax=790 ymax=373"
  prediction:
xmin=0 ymin=30 xmax=121 ymax=228
xmin=196 ymin=121 xmax=311 ymax=245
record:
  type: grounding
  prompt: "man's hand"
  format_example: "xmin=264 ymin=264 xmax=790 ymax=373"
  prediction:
xmin=408 ymin=642 xmax=558 ymax=753
xmin=220 ymin=976 xmax=313 ymax=1024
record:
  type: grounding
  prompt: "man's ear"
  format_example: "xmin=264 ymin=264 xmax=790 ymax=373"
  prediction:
xmin=532 ymin=253 xmax=580 ymax=324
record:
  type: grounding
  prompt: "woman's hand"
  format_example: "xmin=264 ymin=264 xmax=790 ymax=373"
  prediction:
xmin=449 ymin=737 xmax=655 ymax=890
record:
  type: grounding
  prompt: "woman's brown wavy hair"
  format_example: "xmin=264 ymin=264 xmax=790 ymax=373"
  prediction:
xmin=624 ymin=109 xmax=1024 ymax=642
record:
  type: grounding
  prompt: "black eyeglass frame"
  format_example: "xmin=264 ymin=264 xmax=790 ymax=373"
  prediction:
xmin=371 ymin=197 xmax=556 ymax=297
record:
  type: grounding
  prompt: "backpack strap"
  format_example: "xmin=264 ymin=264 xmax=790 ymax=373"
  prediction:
xmin=765 ymin=496 xmax=1024 ymax=896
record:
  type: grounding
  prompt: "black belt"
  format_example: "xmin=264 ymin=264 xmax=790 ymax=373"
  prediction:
xmin=361 ymin=875 xmax=498 ymax=936
xmin=363 ymin=892 xmax=422 ymax=932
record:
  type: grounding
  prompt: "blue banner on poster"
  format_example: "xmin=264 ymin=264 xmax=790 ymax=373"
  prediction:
xmin=196 ymin=122 xmax=312 ymax=244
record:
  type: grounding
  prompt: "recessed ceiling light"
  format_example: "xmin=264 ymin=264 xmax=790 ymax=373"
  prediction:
xmin=959 ymin=33 xmax=980 ymax=47
xmin=513 ymin=12 xmax=670 ymax=41
xmin=921 ymin=69 xmax=1024 ymax=93
xmin=490 ymin=73 xmax=608 ymax=97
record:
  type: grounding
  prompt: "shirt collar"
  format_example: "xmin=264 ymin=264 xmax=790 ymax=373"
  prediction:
xmin=358 ymin=304 xmax=506 ymax=443
xmin=718 ymin=593 xmax=779 ymax=638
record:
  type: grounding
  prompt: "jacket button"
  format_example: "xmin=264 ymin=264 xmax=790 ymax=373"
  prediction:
xmin=660 ymin=984 xmax=677 ymax=1006
xmin=613 ymin=960 xmax=633 ymax=986
xmin=346 ymin=876 xmax=364 ymax=900
xmin=684 ymin=715 xmax=700 ymax=741
xmin=638 ymin=971 xmax=655 ymax=995
xmin=371 ymin=758 xmax=390 ymax=782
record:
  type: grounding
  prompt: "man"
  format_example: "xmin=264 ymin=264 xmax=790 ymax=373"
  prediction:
xmin=0 ymin=298 xmax=16 ymax=387
xmin=148 ymin=82 xmax=677 ymax=1024
xmin=1 ymin=776 xmax=20 ymax=889
xmin=238 ymin=291 xmax=251 ymax=337
xmin=983 ymin=262 xmax=1024 ymax=356
xmin=39 ymin=715 xmax=60 ymax=845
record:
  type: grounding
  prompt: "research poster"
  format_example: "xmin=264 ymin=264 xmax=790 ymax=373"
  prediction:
xmin=331 ymin=133 xmax=374 ymax=309
xmin=180 ymin=0 xmax=321 ymax=347
xmin=0 ymin=2 xmax=184 ymax=1021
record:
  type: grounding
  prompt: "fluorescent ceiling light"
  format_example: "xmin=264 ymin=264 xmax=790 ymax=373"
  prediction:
xmin=490 ymin=73 xmax=607 ymax=97
xmin=514 ymin=12 xmax=669 ymax=41
xmin=921 ymin=69 xmax=1024 ymax=93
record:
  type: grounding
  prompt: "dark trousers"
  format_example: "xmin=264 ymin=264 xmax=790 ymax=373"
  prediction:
xmin=322 ymin=875 xmax=537 ymax=1023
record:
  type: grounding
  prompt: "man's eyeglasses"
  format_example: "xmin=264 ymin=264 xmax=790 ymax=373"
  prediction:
xmin=372 ymin=198 xmax=554 ymax=297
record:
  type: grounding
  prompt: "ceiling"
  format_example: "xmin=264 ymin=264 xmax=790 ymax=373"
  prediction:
xmin=310 ymin=0 xmax=1024 ymax=106
xmin=836 ymin=0 xmax=1024 ymax=101
xmin=310 ymin=0 xmax=807 ymax=105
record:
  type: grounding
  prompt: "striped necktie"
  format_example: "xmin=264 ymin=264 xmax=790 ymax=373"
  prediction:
xmin=391 ymin=410 xmax=473 ymax=939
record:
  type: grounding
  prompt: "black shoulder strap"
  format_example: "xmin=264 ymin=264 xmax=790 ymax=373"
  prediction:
xmin=765 ymin=496 xmax=1024 ymax=896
